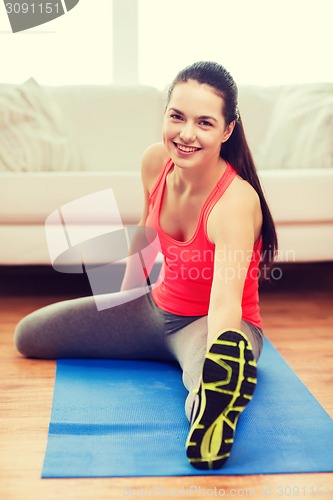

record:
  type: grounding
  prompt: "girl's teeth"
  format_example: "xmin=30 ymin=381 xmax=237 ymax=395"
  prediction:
xmin=178 ymin=144 xmax=198 ymax=152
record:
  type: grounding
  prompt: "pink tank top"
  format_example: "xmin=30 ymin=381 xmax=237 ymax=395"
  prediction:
xmin=146 ymin=158 xmax=262 ymax=328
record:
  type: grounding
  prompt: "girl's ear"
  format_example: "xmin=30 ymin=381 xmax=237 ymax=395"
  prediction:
xmin=222 ymin=120 xmax=236 ymax=143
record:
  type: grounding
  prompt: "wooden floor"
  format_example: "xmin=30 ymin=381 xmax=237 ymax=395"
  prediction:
xmin=1 ymin=264 xmax=333 ymax=499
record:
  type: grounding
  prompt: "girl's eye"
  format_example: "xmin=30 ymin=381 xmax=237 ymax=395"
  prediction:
xmin=199 ymin=120 xmax=213 ymax=127
xmin=170 ymin=114 xmax=183 ymax=121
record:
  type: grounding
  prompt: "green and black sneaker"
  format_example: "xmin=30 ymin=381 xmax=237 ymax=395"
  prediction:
xmin=186 ymin=329 xmax=257 ymax=470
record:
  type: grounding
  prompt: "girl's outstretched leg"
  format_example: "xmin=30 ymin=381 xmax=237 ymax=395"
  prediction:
xmin=185 ymin=329 xmax=257 ymax=470
xmin=167 ymin=318 xmax=263 ymax=470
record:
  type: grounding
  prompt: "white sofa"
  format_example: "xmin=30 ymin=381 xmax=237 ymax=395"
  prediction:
xmin=0 ymin=80 xmax=332 ymax=267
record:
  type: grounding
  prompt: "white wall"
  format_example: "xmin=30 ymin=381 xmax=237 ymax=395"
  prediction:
xmin=139 ymin=0 xmax=333 ymax=88
xmin=0 ymin=0 xmax=332 ymax=87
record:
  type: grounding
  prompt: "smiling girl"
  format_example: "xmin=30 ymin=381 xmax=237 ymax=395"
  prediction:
xmin=14 ymin=61 xmax=277 ymax=470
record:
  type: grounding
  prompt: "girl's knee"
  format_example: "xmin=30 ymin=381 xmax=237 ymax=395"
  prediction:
xmin=14 ymin=312 xmax=45 ymax=358
xmin=240 ymin=321 xmax=264 ymax=361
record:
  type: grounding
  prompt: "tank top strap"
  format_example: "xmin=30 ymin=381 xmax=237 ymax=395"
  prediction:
xmin=202 ymin=162 xmax=237 ymax=225
xmin=148 ymin=157 xmax=174 ymax=202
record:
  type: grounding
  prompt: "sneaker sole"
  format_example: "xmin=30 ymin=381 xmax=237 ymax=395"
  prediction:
xmin=186 ymin=329 xmax=257 ymax=470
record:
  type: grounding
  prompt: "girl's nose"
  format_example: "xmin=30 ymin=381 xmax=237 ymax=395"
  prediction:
xmin=179 ymin=125 xmax=196 ymax=143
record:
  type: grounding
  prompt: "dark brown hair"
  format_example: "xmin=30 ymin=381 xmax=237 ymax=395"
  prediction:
xmin=167 ymin=61 xmax=278 ymax=275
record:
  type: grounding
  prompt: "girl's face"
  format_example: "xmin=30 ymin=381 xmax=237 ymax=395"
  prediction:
xmin=163 ymin=79 xmax=234 ymax=170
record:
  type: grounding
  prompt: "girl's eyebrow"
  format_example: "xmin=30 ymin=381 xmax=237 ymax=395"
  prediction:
xmin=169 ymin=107 xmax=184 ymax=115
xmin=199 ymin=115 xmax=217 ymax=123
xmin=169 ymin=107 xmax=217 ymax=122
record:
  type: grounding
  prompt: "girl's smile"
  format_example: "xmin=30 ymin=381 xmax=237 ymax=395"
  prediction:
xmin=173 ymin=142 xmax=202 ymax=155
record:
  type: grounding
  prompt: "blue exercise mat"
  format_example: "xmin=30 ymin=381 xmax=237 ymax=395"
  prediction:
xmin=42 ymin=338 xmax=333 ymax=477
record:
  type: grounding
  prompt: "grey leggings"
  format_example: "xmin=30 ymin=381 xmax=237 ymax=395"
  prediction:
xmin=14 ymin=288 xmax=264 ymax=420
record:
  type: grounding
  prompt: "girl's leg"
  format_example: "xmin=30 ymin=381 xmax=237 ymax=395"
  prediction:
xmin=167 ymin=317 xmax=263 ymax=469
xmin=166 ymin=317 xmax=263 ymax=420
xmin=14 ymin=289 xmax=173 ymax=361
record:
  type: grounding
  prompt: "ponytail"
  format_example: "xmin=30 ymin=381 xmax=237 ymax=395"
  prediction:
xmin=221 ymin=118 xmax=278 ymax=276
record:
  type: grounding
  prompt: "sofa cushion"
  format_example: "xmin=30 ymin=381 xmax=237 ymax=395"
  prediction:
xmin=1 ymin=169 xmax=332 ymax=225
xmin=258 ymin=168 xmax=333 ymax=222
xmin=1 ymin=222 xmax=332 ymax=265
xmin=48 ymin=85 xmax=165 ymax=172
xmin=0 ymin=172 xmax=144 ymax=224
xmin=238 ymin=85 xmax=280 ymax=158
xmin=254 ymin=83 xmax=333 ymax=170
xmin=0 ymin=78 xmax=82 ymax=172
